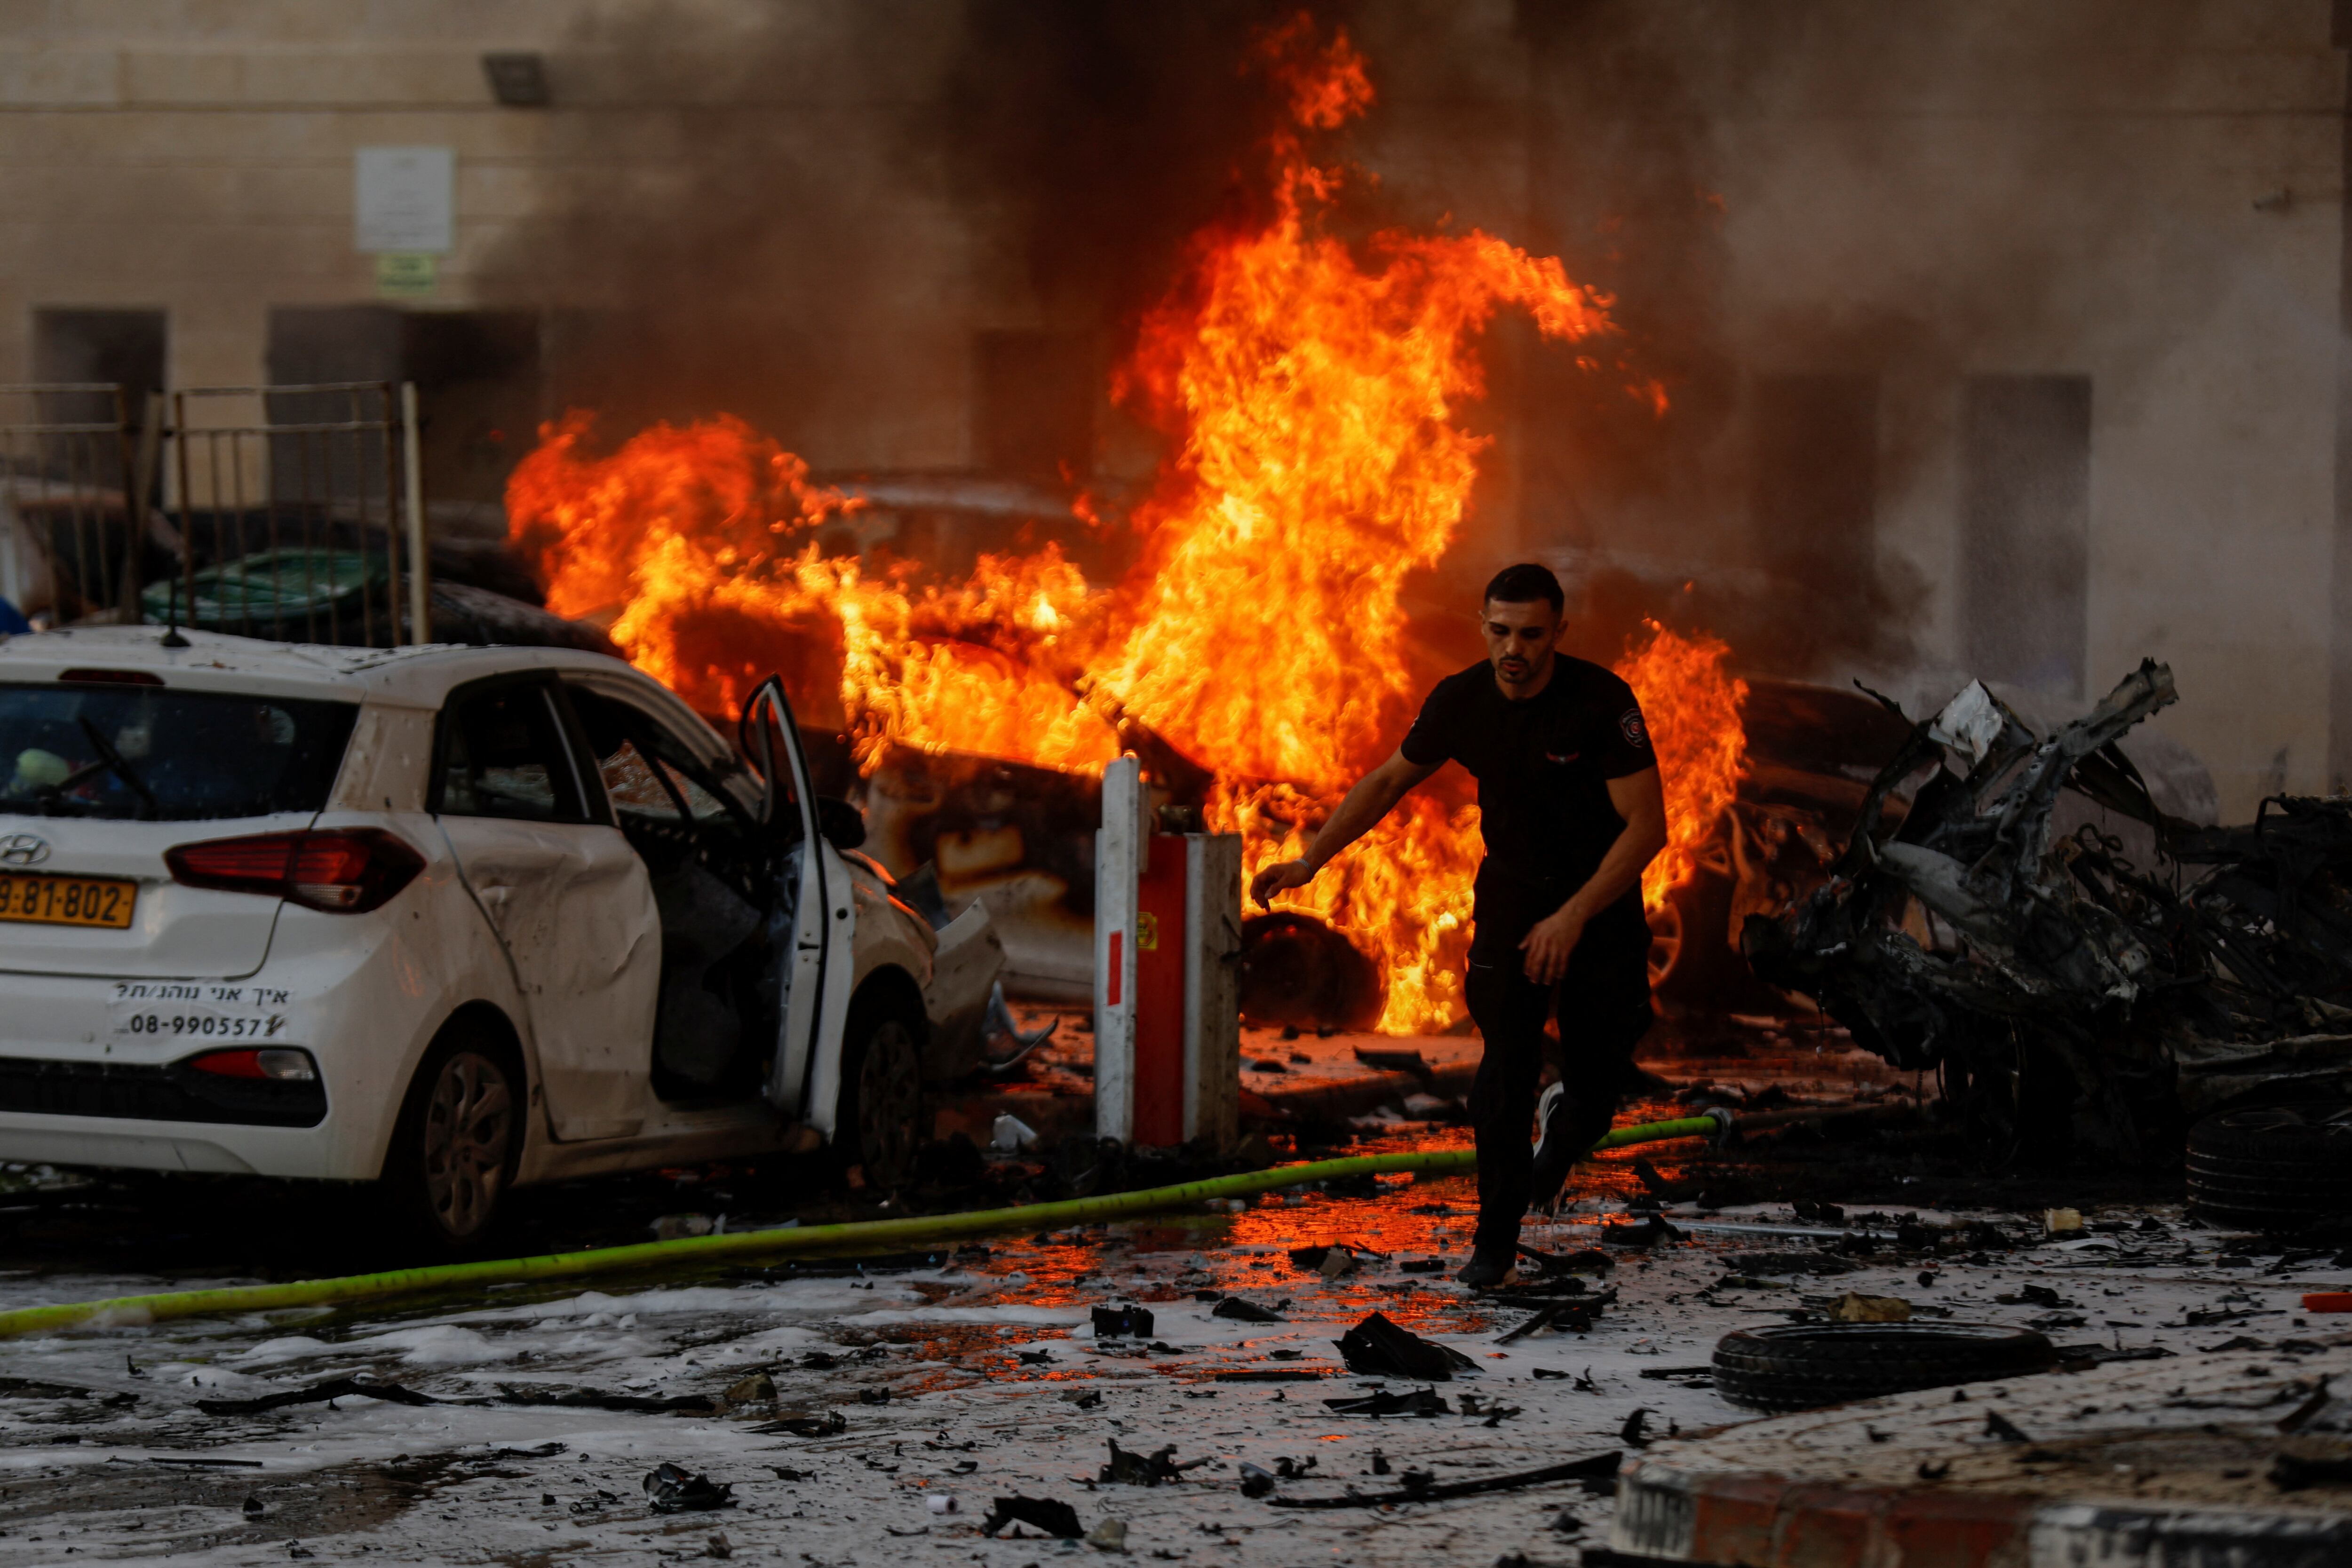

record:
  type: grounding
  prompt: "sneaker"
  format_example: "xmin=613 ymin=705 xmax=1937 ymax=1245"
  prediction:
xmin=1527 ymin=1081 xmax=1574 ymax=1213
xmin=1454 ymin=1248 xmax=1521 ymax=1290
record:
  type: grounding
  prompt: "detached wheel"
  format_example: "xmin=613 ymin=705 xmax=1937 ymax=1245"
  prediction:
xmin=384 ymin=1023 xmax=521 ymax=1253
xmin=1713 ymin=1323 xmax=2056 ymax=1413
xmin=838 ymin=996 xmax=923 ymax=1190
xmin=2187 ymin=1101 xmax=2352 ymax=1234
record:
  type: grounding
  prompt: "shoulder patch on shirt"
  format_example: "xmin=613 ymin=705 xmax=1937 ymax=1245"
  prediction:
xmin=1619 ymin=708 xmax=1650 ymax=751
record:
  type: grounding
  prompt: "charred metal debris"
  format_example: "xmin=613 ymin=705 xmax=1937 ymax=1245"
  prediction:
xmin=1744 ymin=660 xmax=2352 ymax=1160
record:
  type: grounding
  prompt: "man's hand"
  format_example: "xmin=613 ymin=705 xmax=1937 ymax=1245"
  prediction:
xmin=1519 ymin=904 xmax=1588 ymax=985
xmin=1251 ymin=859 xmax=1316 ymax=910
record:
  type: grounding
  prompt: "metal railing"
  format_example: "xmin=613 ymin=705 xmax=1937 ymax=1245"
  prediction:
xmin=0 ymin=384 xmax=153 ymax=624
xmin=0 ymin=381 xmax=430 ymax=646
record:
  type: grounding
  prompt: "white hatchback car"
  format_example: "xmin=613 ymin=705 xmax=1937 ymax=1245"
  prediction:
xmin=0 ymin=628 xmax=1001 ymax=1248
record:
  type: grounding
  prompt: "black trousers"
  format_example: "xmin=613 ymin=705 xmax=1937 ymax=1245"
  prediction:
xmin=1464 ymin=868 xmax=1653 ymax=1254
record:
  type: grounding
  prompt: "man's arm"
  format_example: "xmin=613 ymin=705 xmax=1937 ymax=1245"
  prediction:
xmin=1249 ymin=747 xmax=1441 ymax=908
xmin=1518 ymin=767 xmax=1668 ymax=984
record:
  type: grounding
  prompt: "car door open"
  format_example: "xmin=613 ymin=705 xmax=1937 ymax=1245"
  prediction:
xmin=739 ymin=677 xmax=855 ymax=1127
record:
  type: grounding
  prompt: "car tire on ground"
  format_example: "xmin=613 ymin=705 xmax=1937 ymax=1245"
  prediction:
xmin=381 ymin=1018 xmax=524 ymax=1255
xmin=837 ymin=992 xmax=924 ymax=1191
xmin=2186 ymin=1101 xmax=2352 ymax=1234
xmin=1712 ymin=1322 xmax=2057 ymax=1413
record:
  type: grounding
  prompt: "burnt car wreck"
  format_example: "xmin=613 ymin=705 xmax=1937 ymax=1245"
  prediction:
xmin=1744 ymin=659 xmax=2352 ymax=1163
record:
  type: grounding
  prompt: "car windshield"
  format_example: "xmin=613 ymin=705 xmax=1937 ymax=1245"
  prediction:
xmin=0 ymin=683 xmax=358 ymax=821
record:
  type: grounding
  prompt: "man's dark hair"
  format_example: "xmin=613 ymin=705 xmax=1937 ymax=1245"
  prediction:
xmin=1483 ymin=562 xmax=1564 ymax=615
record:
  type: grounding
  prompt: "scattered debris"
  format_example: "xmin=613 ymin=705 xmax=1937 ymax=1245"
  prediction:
xmin=982 ymin=1496 xmax=1085 ymax=1539
xmin=752 ymin=1411 xmax=847 ymax=1437
xmin=1983 ymin=1411 xmax=2033 ymax=1444
xmin=722 ymin=1372 xmax=776 ymax=1404
xmin=1748 ymin=664 xmax=2352 ymax=1159
xmin=1333 ymin=1312 xmax=1477 ymax=1379
xmin=2269 ymin=1452 xmax=2352 ymax=1491
xmin=1086 ymin=1516 xmax=1129 ymax=1552
xmin=1211 ymin=1297 xmax=1286 ymax=1323
xmin=197 ymin=1377 xmax=441 ymax=1416
xmin=499 ymin=1385 xmax=720 ymax=1415
xmin=1600 ymin=1216 xmax=1685 ymax=1249
xmin=1322 ymin=1386 xmax=1450 ymax=1418
xmin=1098 ymin=1441 xmax=1209 ymax=1486
xmin=1265 ymin=1450 xmax=1621 ymax=1510
xmin=1517 ymin=1245 xmax=1614 ymax=1275
xmin=1093 ymin=1305 xmax=1156 ymax=1339
xmin=0 ymin=1377 xmax=103 ymax=1400
xmin=644 ymin=1463 xmax=736 ymax=1513
xmin=1239 ymin=1464 xmax=1277 ymax=1498
xmin=1621 ymin=1408 xmax=1654 ymax=1447
xmin=112 ymin=1456 xmax=264 ymax=1469
xmin=1833 ymin=1293 xmax=1914 ymax=1323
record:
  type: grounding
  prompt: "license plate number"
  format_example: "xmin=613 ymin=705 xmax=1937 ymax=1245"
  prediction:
xmin=0 ymin=871 xmax=135 ymax=930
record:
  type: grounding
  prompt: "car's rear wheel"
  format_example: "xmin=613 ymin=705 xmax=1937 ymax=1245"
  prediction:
xmin=837 ymin=995 xmax=923 ymax=1190
xmin=384 ymin=1020 xmax=522 ymax=1253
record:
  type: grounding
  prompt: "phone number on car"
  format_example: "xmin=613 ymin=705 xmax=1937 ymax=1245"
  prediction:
xmin=120 ymin=1013 xmax=289 ymax=1040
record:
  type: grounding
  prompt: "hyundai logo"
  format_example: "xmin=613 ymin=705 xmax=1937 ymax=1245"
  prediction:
xmin=0 ymin=834 xmax=50 ymax=867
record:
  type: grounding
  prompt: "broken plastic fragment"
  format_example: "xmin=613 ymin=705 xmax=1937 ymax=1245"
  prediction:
xmin=982 ymin=1495 xmax=1083 ymax=1539
xmin=1323 ymin=1386 xmax=1451 ymax=1418
xmin=1333 ymin=1312 xmax=1477 ymax=1380
xmin=991 ymin=1111 xmax=1041 ymax=1153
xmin=1211 ymin=1297 xmax=1284 ymax=1323
xmin=644 ymin=1463 xmax=736 ymax=1513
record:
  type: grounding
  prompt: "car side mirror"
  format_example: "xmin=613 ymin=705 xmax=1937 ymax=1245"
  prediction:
xmin=817 ymin=795 xmax=866 ymax=851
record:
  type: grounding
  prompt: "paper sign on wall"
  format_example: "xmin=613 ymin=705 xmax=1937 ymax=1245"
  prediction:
xmin=355 ymin=147 xmax=453 ymax=254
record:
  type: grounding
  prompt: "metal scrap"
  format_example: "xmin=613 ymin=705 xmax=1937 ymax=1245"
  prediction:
xmin=1745 ymin=661 xmax=2352 ymax=1157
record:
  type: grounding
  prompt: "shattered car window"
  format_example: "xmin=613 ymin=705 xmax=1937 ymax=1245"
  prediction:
xmin=597 ymin=738 xmax=683 ymax=822
xmin=0 ymin=683 xmax=356 ymax=822
xmin=565 ymin=684 xmax=745 ymax=830
xmin=658 ymin=757 xmax=731 ymax=824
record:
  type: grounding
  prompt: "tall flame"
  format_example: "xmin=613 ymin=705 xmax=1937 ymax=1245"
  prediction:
xmin=507 ymin=22 xmax=1746 ymax=1033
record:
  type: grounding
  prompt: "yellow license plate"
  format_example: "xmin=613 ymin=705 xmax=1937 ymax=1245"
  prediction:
xmin=0 ymin=871 xmax=136 ymax=930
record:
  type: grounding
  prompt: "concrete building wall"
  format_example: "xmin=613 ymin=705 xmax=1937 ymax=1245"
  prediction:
xmin=1522 ymin=0 xmax=2344 ymax=819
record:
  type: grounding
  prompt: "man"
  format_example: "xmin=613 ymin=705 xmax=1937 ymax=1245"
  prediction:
xmin=1251 ymin=563 xmax=1668 ymax=1287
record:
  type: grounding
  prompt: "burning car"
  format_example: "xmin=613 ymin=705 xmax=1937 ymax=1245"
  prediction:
xmin=0 ymin=628 xmax=1001 ymax=1250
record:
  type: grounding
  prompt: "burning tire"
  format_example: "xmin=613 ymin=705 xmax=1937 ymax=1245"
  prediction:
xmin=2186 ymin=1101 xmax=2352 ymax=1235
xmin=1236 ymin=912 xmax=1383 ymax=1032
xmin=1712 ymin=1323 xmax=2057 ymax=1413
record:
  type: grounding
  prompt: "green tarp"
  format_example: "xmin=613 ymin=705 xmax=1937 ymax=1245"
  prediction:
xmin=143 ymin=547 xmax=389 ymax=631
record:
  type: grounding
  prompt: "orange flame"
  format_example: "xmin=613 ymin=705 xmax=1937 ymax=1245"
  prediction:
xmin=506 ymin=22 xmax=1744 ymax=1033
xmin=1618 ymin=621 xmax=1750 ymax=910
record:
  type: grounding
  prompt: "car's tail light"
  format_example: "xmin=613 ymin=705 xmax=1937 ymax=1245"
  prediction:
xmin=185 ymin=1048 xmax=316 ymax=1082
xmin=166 ymin=829 xmax=424 ymax=913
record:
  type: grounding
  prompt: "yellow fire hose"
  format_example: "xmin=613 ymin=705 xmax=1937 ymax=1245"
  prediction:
xmin=0 ymin=1114 xmax=1735 ymax=1339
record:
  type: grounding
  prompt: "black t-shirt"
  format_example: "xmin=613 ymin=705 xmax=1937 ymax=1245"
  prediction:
xmin=1400 ymin=654 xmax=1654 ymax=922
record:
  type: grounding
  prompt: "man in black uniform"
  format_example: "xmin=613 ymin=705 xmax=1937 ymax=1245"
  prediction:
xmin=1251 ymin=563 xmax=1667 ymax=1287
